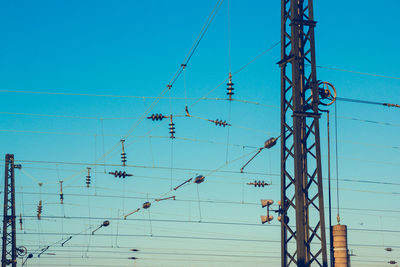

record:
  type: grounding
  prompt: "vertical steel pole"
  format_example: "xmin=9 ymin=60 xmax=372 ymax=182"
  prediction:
xmin=2 ymin=154 xmax=17 ymax=267
xmin=279 ymin=0 xmax=328 ymax=266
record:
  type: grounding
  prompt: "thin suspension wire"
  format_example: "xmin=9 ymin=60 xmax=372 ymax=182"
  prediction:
xmin=169 ymin=86 xmax=174 ymax=190
xmin=335 ymin=102 xmax=340 ymax=223
xmin=100 ymin=119 xmax=106 ymax=174
xmin=379 ymin=216 xmax=385 ymax=247
xmin=15 ymin=162 xmax=400 ymax=189
xmin=147 ymin=194 xmax=153 ymax=236
xmin=241 ymin=146 xmax=245 ymax=203
xmin=0 ymin=94 xmax=275 ymax=108
xmin=224 ymin=0 xmax=236 ymax=165
xmin=327 ymin=111 xmax=334 ymax=266
xmin=143 ymin=99 xmax=156 ymax=167
xmin=170 ymin=140 xmax=174 ymax=190
xmin=316 ymin=65 xmax=400 ymax=80
xmin=196 ymin=184 xmax=202 ymax=222
xmin=94 ymin=135 xmax=97 ymax=195
xmin=183 ymin=64 xmax=188 ymax=109
xmin=225 ymin=101 xmax=232 ymax=163
xmin=227 ymin=0 xmax=232 ymax=72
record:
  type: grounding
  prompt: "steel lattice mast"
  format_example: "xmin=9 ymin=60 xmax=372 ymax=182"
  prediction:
xmin=279 ymin=0 xmax=328 ymax=266
xmin=2 ymin=154 xmax=17 ymax=267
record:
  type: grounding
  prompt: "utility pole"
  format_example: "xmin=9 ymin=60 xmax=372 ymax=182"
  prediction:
xmin=279 ymin=0 xmax=328 ymax=266
xmin=2 ymin=154 xmax=20 ymax=267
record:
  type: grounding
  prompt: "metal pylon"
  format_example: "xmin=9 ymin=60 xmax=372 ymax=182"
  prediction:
xmin=2 ymin=154 xmax=17 ymax=267
xmin=279 ymin=0 xmax=328 ymax=266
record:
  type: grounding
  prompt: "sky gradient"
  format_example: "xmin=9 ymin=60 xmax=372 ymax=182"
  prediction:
xmin=0 ymin=0 xmax=399 ymax=266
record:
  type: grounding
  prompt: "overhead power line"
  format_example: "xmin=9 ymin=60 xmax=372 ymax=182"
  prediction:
xmin=336 ymin=97 xmax=400 ymax=109
xmin=17 ymin=215 xmax=400 ymax=234
xmin=316 ymin=65 xmax=400 ymax=80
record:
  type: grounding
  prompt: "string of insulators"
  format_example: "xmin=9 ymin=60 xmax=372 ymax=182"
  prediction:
xmin=383 ymin=103 xmax=400 ymax=108
xmin=247 ymin=180 xmax=270 ymax=187
xmin=108 ymin=170 xmax=133 ymax=178
xmin=59 ymin=181 xmax=64 ymax=204
xmin=194 ymin=175 xmax=205 ymax=184
xmin=147 ymin=113 xmax=168 ymax=121
xmin=227 ymin=72 xmax=234 ymax=100
xmin=208 ymin=119 xmax=231 ymax=127
xmin=37 ymin=200 xmax=42 ymax=220
xmin=142 ymin=202 xmax=151 ymax=209
xmin=86 ymin=167 xmax=91 ymax=188
xmin=121 ymin=139 xmax=127 ymax=166
xmin=263 ymin=137 xmax=277 ymax=149
xmin=169 ymin=115 xmax=175 ymax=139
xmin=19 ymin=213 xmax=23 ymax=230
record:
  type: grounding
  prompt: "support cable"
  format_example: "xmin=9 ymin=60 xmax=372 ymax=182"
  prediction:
xmin=335 ymin=102 xmax=341 ymax=223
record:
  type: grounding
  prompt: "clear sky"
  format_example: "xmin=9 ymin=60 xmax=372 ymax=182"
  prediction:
xmin=0 ymin=0 xmax=399 ymax=266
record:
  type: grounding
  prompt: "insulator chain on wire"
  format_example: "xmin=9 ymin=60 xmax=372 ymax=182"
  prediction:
xmin=227 ymin=72 xmax=234 ymax=100
xmin=109 ymin=170 xmax=133 ymax=178
xmin=208 ymin=119 xmax=231 ymax=127
xmin=142 ymin=201 xmax=151 ymax=209
xmin=86 ymin=167 xmax=91 ymax=187
xmin=37 ymin=200 xmax=42 ymax=220
xmin=19 ymin=213 xmax=23 ymax=230
xmin=384 ymin=103 xmax=400 ymax=108
xmin=59 ymin=181 xmax=64 ymax=204
xmin=247 ymin=180 xmax=270 ymax=187
xmin=194 ymin=175 xmax=205 ymax=184
xmin=169 ymin=115 xmax=175 ymax=139
xmin=147 ymin=113 xmax=168 ymax=121
xmin=121 ymin=139 xmax=127 ymax=166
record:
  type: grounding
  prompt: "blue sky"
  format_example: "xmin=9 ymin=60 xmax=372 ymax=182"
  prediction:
xmin=0 ymin=0 xmax=399 ymax=266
